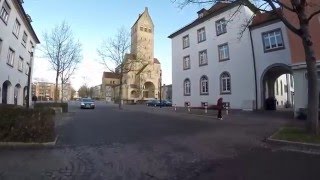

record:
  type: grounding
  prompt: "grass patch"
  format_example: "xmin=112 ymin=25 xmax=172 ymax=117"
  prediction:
xmin=272 ymin=127 xmax=320 ymax=144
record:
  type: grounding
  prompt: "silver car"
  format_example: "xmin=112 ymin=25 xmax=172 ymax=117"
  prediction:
xmin=80 ymin=98 xmax=95 ymax=109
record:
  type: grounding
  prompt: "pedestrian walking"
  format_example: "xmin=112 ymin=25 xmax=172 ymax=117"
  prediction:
xmin=217 ymin=97 xmax=223 ymax=120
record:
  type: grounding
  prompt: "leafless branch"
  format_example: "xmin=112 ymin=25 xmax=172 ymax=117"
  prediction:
xmin=41 ymin=21 xmax=82 ymax=102
xmin=308 ymin=9 xmax=320 ymax=22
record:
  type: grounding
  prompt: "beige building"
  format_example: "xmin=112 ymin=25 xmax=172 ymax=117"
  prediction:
xmin=104 ymin=7 xmax=161 ymax=103
xmin=102 ymin=72 xmax=120 ymax=102
xmin=59 ymin=83 xmax=72 ymax=101
xmin=31 ymin=82 xmax=55 ymax=101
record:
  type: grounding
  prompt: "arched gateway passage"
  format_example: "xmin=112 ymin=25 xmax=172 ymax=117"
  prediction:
xmin=2 ymin=81 xmax=12 ymax=104
xmin=261 ymin=63 xmax=293 ymax=110
xmin=143 ymin=82 xmax=155 ymax=98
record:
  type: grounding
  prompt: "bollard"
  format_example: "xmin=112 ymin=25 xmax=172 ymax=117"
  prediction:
xmin=174 ymin=104 xmax=177 ymax=111
xmin=188 ymin=105 xmax=191 ymax=112
xmin=205 ymin=105 xmax=207 ymax=114
xmin=226 ymin=107 xmax=229 ymax=115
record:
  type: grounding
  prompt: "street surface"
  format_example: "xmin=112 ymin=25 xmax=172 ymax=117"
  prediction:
xmin=0 ymin=101 xmax=319 ymax=180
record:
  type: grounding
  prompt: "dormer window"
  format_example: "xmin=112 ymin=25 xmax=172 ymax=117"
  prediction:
xmin=197 ymin=8 xmax=206 ymax=18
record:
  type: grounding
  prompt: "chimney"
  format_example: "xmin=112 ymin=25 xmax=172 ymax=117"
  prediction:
xmin=145 ymin=7 xmax=148 ymax=12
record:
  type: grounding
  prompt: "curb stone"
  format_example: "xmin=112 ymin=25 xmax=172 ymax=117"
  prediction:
xmin=266 ymin=129 xmax=320 ymax=153
xmin=0 ymin=135 xmax=59 ymax=148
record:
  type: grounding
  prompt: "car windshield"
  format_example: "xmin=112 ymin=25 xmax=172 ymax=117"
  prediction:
xmin=82 ymin=98 xmax=93 ymax=102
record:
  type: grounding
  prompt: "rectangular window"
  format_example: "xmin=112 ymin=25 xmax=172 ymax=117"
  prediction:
xmin=13 ymin=19 xmax=21 ymax=37
xmin=262 ymin=29 xmax=284 ymax=52
xmin=218 ymin=43 xmax=229 ymax=61
xmin=7 ymin=48 xmax=15 ymax=66
xmin=140 ymin=26 xmax=143 ymax=31
xmin=0 ymin=1 xmax=10 ymax=24
xmin=280 ymin=80 xmax=283 ymax=95
xmin=197 ymin=27 xmax=206 ymax=43
xmin=183 ymin=55 xmax=190 ymax=70
xmin=199 ymin=50 xmax=207 ymax=66
xmin=22 ymin=31 xmax=28 ymax=47
xmin=29 ymin=41 xmax=34 ymax=53
xmin=26 ymin=62 xmax=30 ymax=75
xmin=275 ymin=80 xmax=279 ymax=95
xmin=182 ymin=35 xmax=189 ymax=49
xmin=284 ymin=85 xmax=288 ymax=93
xmin=216 ymin=18 xmax=227 ymax=36
xmin=18 ymin=56 xmax=23 ymax=72
xmin=0 ymin=38 xmax=3 ymax=55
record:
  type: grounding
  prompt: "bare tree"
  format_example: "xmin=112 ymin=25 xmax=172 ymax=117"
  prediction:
xmin=97 ymin=27 xmax=144 ymax=109
xmin=173 ymin=0 xmax=320 ymax=135
xmin=42 ymin=21 xmax=82 ymax=103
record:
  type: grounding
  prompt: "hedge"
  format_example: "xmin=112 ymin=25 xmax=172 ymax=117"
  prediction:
xmin=34 ymin=102 xmax=68 ymax=113
xmin=0 ymin=104 xmax=55 ymax=143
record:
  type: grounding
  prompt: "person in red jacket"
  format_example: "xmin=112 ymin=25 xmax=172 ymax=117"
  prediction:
xmin=217 ymin=97 xmax=223 ymax=120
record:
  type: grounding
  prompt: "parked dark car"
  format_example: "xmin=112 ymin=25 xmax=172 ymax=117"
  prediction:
xmin=146 ymin=100 xmax=160 ymax=106
xmin=161 ymin=100 xmax=172 ymax=107
xmin=80 ymin=98 xmax=95 ymax=109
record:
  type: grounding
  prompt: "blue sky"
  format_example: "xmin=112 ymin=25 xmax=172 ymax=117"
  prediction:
xmin=24 ymin=0 xmax=209 ymax=90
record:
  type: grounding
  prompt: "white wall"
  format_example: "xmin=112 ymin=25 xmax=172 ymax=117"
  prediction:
xmin=274 ymin=74 xmax=294 ymax=108
xmin=0 ymin=0 xmax=38 ymax=105
xmin=251 ymin=21 xmax=292 ymax=109
xmin=171 ymin=5 xmax=256 ymax=109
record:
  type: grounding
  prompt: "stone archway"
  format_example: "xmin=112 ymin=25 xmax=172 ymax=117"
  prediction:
xmin=131 ymin=90 xmax=138 ymax=98
xmin=143 ymin=82 xmax=155 ymax=98
xmin=2 ymin=81 xmax=12 ymax=104
xmin=14 ymin=84 xmax=21 ymax=105
xmin=261 ymin=63 xmax=293 ymax=110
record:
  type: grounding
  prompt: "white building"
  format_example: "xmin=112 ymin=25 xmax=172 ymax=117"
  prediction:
xmin=274 ymin=74 xmax=294 ymax=108
xmin=169 ymin=2 xmax=302 ymax=111
xmin=249 ymin=11 xmax=294 ymax=110
xmin=0 ymin=0 xmax=40 ymax=106
xmin=169 ymin=2 xmax=256 ymax=109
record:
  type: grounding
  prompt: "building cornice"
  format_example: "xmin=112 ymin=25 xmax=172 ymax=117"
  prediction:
xmin=168 ymin=1 xmax=241 ymax=39
xmin=13 ymin=0 xmax=40 ymax=44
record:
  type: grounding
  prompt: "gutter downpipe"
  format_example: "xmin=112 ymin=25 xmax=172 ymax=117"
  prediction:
xmin=249 ymin=28 xmax=258 ymax=110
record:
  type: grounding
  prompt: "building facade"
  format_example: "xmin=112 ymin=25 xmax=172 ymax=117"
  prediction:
xmin=169 ymin=2 xmax=311 ymax=111
xmin=92 ymin=84 xmax=103 ymax=100
xmin=59 ymin=83 xmax=72 ymax=101
xmin=169 ymin=2 xmax=256 ymax=109
xmin=31 ymin=81 xmax=55 ymax=101
xmin=106 ymin=7 xmax=161 ymax=103
xmin=0 ymin=0 xmax=40 ymax=106
xmin=101 ymin=72 xmax=120 ymax=102
xmin=283 ymin=0 xmax=320 ymax=115
xmin=161 ymin=84 xmax=172 ymax=101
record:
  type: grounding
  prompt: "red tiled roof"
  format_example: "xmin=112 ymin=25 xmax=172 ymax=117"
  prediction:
xmin=250 ymin=9 xmax=281 ymax=28
xmin=154 ymin=58 xmax=160 ymax=64
xmin=103 ymin=72 xmax=120 ymax=79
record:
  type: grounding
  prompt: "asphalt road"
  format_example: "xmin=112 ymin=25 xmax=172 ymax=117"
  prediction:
xmin=0 ymin=101 xmax=319 ymax=180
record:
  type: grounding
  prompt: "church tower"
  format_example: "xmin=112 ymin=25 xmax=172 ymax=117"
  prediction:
xmin=130 ymin=7 xmax=154 ymax=64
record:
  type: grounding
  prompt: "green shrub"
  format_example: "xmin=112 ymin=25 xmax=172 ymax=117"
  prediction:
xmin=0 ymin=105 xmax=55 ymax=143
xmin=34 ymin=102 xmax=68 ymax=113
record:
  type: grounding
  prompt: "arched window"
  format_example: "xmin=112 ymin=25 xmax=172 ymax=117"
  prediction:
xmin=220 ymin=72 xmax=231 ymax=94
xmin=184 ymin=79 xmax=191 ymax=96
xmin=200 ymin=75 xmax=209 ymax=95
